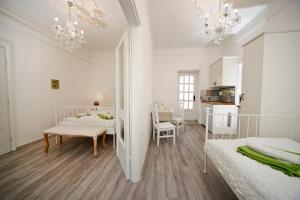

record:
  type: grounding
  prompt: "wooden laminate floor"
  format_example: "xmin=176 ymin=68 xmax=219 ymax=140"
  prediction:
xmin=0 ymin=124 xmax=237 ymax=200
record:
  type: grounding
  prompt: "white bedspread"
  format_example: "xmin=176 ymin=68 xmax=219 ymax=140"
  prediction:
xmin=59 ymin=114 xmax=114 ymax=128
xmin=246 ymin=139 xmax=300 ymax=164
xmin=204 ymin=137 xmax=300 ymax=200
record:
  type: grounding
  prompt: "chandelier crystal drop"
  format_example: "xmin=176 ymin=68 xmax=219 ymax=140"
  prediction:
xmin=52 ymin=1 xmax=86 ymax=51
xmin=190 ymin=0 xmax=241 ymax=45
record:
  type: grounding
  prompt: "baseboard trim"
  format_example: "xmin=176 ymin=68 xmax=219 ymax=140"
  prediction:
xmin=16 ymin=135 xmax=55 ymax=151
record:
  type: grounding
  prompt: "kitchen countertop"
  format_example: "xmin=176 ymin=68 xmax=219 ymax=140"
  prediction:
xmin=201 ymin=101 xmax=236 ymax=105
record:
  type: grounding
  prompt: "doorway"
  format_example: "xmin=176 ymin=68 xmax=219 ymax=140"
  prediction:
xmin=0 ymin=46 xmax=11 ymax=156
xmin=178 ymin=71 xmax=198 ymax=120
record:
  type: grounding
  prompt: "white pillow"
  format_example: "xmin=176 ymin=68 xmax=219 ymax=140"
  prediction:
xmin=78 ymin=112 xmax=87 ymax=117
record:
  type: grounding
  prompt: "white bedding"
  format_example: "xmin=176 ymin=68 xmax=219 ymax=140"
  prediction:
xmin=204 ymin=137 xmax=300 ymax=200
xmin=59 ymin=114 xmax=114 ymax=128
xmin=246 ymin=139 xmax=300 ymax=164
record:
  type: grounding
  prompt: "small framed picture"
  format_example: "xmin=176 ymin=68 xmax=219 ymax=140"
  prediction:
xmin=51 ymin=79 xmax=59 ymax=89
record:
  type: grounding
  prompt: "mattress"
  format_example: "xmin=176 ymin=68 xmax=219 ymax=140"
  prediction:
xmin=59 ymin=114 xmax=114 ymax=128
xmin=204 ymin=137 xmax=300 ymax=200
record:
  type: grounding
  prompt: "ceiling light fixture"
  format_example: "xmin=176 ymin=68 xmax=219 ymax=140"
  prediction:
xmin=190 ymin=0 xmax=241 ymax=45
xmin=52 ymin=1 xmax=86 ymax=51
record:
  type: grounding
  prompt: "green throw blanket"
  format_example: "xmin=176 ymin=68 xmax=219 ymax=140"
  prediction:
xmin=237 ymin=146 xmax=300 ymax=177
xmin=98 ymin=113 xmax=113 ymax=120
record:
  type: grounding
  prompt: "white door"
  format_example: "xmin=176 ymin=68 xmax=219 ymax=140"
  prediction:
xmin=0 ymin=46 xmax=11 ymax=156
xmin=178 ymin=72 xmax=198 ymax=120
xmin=116 ymin=31 xmax=130 ymax=179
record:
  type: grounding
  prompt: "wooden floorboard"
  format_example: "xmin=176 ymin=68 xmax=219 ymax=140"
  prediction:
xmin=0 ymin=124 xmax=237 ymax=200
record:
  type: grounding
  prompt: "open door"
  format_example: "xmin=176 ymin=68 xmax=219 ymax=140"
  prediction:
xmin=116 ymin=30 xmax=130 ymax=179
xmin=0 ymin=46 xmax=11 ymax=156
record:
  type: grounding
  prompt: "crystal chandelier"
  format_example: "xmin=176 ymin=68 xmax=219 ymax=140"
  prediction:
xmin=49 ymin=0 xmax=107 ymax=28
xmin=52 ymin=1 xmax=86 ymax=51
xmin=190 ymin=0 xmax=241 ymax=45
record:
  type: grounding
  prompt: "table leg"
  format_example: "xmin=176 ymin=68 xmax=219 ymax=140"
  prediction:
xmin=59 ymin=135 xmax=63 ymax=145
xmin=93 ymin=136 xmax=98 ymax=157
xmin=102 ymin=130 xmax=107 ymax=148
xmin=43 ymin=133 xmax=49 ymax=153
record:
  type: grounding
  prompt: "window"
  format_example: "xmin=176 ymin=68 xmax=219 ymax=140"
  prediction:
xmin=178 ymin=74 xmax=195 ymax=109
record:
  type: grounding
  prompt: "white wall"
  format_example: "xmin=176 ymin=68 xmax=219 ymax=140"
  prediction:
xmin=0 ymin=12 xmax=93 ymax=147
xmin=153 ymin=47 xmax=220 ymax=111
xmin=134 ymin=0 xmax=154 ymax=178
xmin=261 ymin=32 xmax=300 ymax=115
xmin=91 ymin=51 xmax=115 ymax=106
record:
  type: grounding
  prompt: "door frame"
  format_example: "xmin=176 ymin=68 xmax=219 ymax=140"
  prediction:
xmin=0 ymin=38 xmax=17 ymax=151
xmin=116 ymin=26 xmax=141 ymax=182
xmin=128 ymin=26 xmax=141 ymax=182
xmin=116 ymin=29 xmax=130 ymax=179
xmin=118 ymin=0 xmax=142 ymax=182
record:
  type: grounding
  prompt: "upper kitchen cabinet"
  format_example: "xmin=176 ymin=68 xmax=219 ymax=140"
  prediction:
xmin=209 ymin=57 xmax=238 ymax=88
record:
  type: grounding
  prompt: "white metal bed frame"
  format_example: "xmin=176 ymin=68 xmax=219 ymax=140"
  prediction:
xmin=203 ymin=109 xmax=300 ymax=172
xmin=54 ymin=104 xmax=116 ymax=147
xmin=202 ymin=108 xmax=300 ymax=199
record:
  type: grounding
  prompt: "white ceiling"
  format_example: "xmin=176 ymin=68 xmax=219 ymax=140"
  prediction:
xmin=0 ymin=0 xmax=127 ymax=52
xmin=149 ymin=0 xmax=272 ymax=49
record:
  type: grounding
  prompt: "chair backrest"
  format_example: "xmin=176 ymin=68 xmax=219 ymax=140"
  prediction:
xmin=152 ymin=104 xmax=160 ymax=125
xmin=180 ymin=109 xmax=184 ymax=119
xmin=173 ymin=108 xmax=184 ymax=119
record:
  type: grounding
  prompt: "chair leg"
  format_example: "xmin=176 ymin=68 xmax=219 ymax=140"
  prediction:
xmin=204 ymin=151 xmax=207 ymax=173
xmin=157 ymin=129 xmax=160 ymax=146
xmin=173 ymin=128 xmax=176 ymax=145
xmin=152 ymin=128 xmax=155 ymax=141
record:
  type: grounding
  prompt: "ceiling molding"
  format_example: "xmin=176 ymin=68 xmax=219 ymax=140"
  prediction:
xmin=0 ymin=8 xmax=92 ymax=63
xmin=236 ymin=20 xmax=266 ymax=46
xmin=154 ymin=47 xmax=221 ymax=56
xmin=118 ymin=0 xmax=140 ymax=26
xmin=0 ymin=0 xmax=127 ymax=52
xmin=0 ymin=3 xmax=92 ymax=63
xmin=0 ymin=6 xmax=53 ymax=40
xmin=222 ymin=0 xmax=295 ymax=52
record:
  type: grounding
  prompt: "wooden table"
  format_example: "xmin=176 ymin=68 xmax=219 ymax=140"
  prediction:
xmin=43 ymin=125 xmax=106 ymax=157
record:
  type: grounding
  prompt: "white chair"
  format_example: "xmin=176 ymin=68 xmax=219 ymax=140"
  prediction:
xmin=171 ymin=109 xmax=184 ymax=134
xmin=152 ymin=105 xmax=176 ymax=146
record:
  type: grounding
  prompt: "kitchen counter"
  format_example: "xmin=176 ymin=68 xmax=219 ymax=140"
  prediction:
xmin=201 ymin=101 xmax=236 ymax=105
xmin=200 ymin=102 xmax=238 ymax=134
